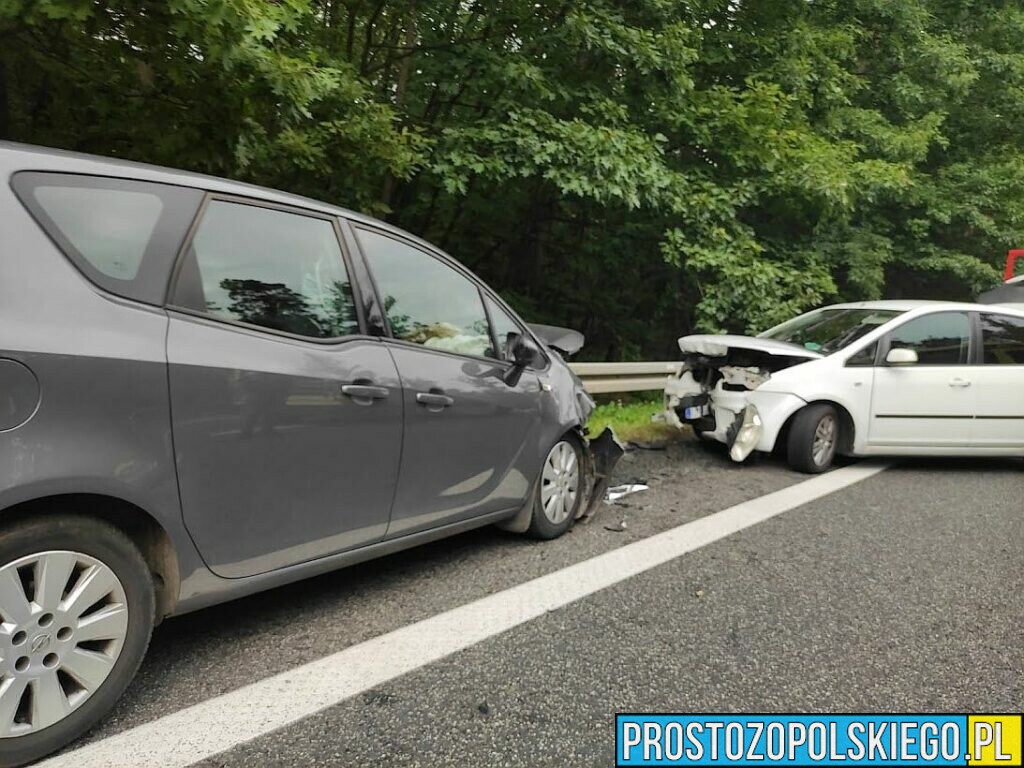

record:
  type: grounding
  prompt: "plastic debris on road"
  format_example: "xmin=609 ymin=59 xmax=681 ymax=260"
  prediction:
xmin=605 ymin=483 xmax=649 ymax=503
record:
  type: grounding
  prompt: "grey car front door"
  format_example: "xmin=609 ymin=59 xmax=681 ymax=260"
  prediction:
xmin=166 ymin=199 xmax=403 ymax=578
xmin=353 ymin=226 xmax=545 ymax=537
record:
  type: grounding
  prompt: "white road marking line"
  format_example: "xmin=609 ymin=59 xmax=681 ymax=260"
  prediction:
xmin=42 ymin=461 xmax=888 ymax=768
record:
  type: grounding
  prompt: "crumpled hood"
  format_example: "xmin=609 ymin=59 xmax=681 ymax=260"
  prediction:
xmin=528 ymin=323 xmax=585 ymax=356
xmin=678 ymin=334 xmax=823 ymax=360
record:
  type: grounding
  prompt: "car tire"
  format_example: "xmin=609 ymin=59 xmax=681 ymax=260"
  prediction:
xmin=528 ymin=437 xmax=584 ymax=540
xmin=786 ymin=404 xmax=839 ymax=474
xmin=0 ymin=515 xmax=154 ymax=768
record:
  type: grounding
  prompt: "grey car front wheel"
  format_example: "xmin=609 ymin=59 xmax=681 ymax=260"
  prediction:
xmin=528 ymin=438 xmax=583 ymax=539
xmin=0 ymin=516 xmax=153 ymax=768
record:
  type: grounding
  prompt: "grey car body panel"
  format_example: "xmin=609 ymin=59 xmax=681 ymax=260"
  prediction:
xmin=381 ymin=343 xmax=541 ymax=538
xmin=175 ymin=507 xmax=517 ymax=613
xmin=166 ymin=314 xmax=404 ymax=578
xmin=0 ymin=153 xmax=208 ymax=594
xmin=0 ymin=358 xmax=40 ymax=431
xmin=0 ymin=141 xmax=588 ymax=617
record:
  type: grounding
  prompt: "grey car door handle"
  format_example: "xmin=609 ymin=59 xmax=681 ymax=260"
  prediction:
xmin=416 ymin=392 xmax=454 ymax=409
xmin=341 ymin=384 xmax=390 ymax=402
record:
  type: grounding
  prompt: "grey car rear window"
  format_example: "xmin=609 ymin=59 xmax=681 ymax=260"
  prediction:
xmin=11 ymin=171 xmax=203 ymax=305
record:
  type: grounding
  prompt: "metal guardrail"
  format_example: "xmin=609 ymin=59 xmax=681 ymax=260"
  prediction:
xmin=569 ymin=361 xmax=682 ymax=394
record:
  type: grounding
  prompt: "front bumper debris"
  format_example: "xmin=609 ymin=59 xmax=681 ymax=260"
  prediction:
xmin=579 ymin=427 xmax=626 ymax=522
xmin=605 ymin=483 xmax=648 ymax=502
xmin=662 ymin=341 xmax=800 ymax=462
xmin=663 ymin=367 xmax=759 ymax=458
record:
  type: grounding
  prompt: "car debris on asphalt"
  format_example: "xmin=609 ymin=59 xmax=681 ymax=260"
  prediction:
xmin=605 ymin=483 xmax=650 ymax=503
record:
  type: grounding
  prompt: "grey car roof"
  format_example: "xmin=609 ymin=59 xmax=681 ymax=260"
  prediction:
xmin=0 ymin=140 xmax=435 ymax=249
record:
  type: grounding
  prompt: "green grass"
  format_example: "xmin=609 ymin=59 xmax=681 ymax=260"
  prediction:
xmin=587 ymin=394 xmax=682 ymax=445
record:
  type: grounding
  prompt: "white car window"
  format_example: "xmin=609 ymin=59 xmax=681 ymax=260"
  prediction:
xmin=886 ymin=312 xmax=970 ymax=365
xmin=980 ymin=313 xmax=1024 ymax=364
xmin=846 ymin=341 xmax=878 ymax=367
xmin=760 ymin=308 xmax=903 ymax=353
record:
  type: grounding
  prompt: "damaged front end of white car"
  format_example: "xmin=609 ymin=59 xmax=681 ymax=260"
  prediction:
xmin=663 ymin=335 xmax=821 ymax=462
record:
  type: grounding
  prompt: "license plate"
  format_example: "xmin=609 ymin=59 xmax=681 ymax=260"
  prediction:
xmin=683 ymin=405 xmax=709 ymax=420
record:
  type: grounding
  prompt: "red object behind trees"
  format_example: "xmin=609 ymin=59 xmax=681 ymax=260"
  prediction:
xmin=1006 ymin=249 xmax=1024 ymax=281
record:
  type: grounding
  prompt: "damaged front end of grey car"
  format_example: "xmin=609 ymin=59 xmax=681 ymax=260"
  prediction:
xmin=662 ymin=335 xmax=821 ymax=462
xmin=499 ymin=323 xmax=625 ymax=533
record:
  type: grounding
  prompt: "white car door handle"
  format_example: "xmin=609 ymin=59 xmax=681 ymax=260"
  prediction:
xmin=948 ymin=377 xmax=972 ymax=388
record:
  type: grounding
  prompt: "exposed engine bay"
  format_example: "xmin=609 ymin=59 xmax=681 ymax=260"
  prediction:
xmin=663 ymin=335 xmax=820 ymax=462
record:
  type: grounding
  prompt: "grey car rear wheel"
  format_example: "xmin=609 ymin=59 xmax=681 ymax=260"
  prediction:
xmin=0 ymin=516 xmax=153 ymax=768
xmin=528 ymin=438 xmax=583 ymax=539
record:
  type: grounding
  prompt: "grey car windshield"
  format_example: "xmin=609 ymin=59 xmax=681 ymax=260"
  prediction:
xmin=759 ymin=308 xmax=904 ymax=353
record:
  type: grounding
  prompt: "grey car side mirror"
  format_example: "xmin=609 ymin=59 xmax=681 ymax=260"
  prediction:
xmin=885 ymin=347 xmax=918 ymax=366
xmin=503 ymin=333 xmax=544 ymax=386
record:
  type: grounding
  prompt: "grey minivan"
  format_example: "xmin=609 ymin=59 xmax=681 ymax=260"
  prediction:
xmin=0 ymin=142 xmax=618 ymax=765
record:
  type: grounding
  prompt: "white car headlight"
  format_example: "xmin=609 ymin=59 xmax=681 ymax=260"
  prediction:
xmin=729 ymin=404 xmax=763 ymax=462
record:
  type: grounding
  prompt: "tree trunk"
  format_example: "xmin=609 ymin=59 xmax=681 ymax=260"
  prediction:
xmin=381 ymin=3 xmax=417 ymax=213
xmin=0 ymin=48 xmax=10 ymax=139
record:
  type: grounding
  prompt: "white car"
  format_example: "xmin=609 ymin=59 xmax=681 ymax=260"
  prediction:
xmin=663 ymin=300 xmax=1024 ymax=473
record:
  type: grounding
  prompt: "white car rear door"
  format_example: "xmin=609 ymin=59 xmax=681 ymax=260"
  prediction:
xmin=970 ymin=311 xmax=1024 ymax=448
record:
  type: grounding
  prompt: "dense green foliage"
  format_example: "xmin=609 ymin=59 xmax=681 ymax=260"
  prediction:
xmin=2 ymin=0 xmax=1020 ymax=358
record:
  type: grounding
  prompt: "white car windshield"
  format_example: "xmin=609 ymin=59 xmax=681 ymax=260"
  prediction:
xmin=759 ymin=308 xmax=904 ymax=354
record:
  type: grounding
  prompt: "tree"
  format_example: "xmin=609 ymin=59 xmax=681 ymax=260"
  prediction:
xmin=2 ymin=0 xmax=1018 ymax=358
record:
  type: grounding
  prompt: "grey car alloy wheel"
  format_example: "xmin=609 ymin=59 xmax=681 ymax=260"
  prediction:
xmin=540 ymin=440 xmax=580 ymax=525
xmin=0 ymin=551 xmax=128 ymax=738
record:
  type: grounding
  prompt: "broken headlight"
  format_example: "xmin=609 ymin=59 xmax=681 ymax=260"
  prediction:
xmin=728 ymin=404 xmax=763 ymax=462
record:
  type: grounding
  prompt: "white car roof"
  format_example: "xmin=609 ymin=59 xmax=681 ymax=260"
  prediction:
xmin=823 ymin=299 xmax=1024 ymax=317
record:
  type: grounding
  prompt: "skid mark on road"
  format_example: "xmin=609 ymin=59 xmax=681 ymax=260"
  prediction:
xmin=41 ymin=462 xmax=888 ymax=768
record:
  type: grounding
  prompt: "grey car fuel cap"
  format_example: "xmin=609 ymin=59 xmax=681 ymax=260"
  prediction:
xmin=0 ymin=359 xmax=40 ymax=431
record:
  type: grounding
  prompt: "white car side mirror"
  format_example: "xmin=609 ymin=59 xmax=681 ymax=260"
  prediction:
xmin=885 ymin=347 xmax=918 ymax=366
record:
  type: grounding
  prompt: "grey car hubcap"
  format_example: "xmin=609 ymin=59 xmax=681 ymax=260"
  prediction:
xmin=812 ymin=414 xmax=837 ymax=467
xmin=540 ymin=441 xmax=579 ymax=525
xmin=0 ymin=551 xmax=128 ymax=737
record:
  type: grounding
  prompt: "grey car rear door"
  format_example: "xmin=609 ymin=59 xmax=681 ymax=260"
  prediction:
xmin=350 ymin=225 xmax=545 ymax=538
xmin=166 ymin=198 xmax=403 ymax=578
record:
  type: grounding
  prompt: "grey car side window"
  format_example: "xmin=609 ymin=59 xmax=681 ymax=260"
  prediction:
xmin=11 ymin=172 xmax=203 ymax=305
xmin=172 ymin=200 xmax=359 ymax=340
xmin=356 ymin=228 xmax=494 ymax=358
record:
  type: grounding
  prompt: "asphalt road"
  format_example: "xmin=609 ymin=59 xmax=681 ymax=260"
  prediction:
xmin=48 ymin=439 xmax=1024 ymax=766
